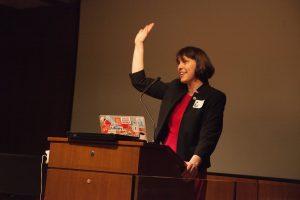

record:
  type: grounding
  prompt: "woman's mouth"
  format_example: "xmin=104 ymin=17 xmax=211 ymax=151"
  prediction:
xmin=179 ymin=72 xmax=185 ymax=78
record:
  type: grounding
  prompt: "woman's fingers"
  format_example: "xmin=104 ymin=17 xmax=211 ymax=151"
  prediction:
xmin=182 ymin=162 xmax=199 ymax=179
xmin=146 ymin=23 xmax=154 ymax=33
xmin=142 ymin=23 xmax=154 ymax=37
xmin=135 ymin=23 xmax=155 ymax=44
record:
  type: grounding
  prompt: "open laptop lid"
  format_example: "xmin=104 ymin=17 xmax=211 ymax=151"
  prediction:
xmin=99 ymin=115 xmax=146 ymax=138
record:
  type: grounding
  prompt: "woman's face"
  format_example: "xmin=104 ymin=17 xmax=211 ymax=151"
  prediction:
xmin=177 ymin=56 xmax=197 ymax=84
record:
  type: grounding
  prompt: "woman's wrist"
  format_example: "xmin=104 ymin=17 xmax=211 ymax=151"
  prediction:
xmin=134 ymin=41 xmax=144 ymax=46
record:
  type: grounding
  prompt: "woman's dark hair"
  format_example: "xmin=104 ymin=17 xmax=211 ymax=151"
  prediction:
xmin=176 ymin=46 xmax=215 ymax=83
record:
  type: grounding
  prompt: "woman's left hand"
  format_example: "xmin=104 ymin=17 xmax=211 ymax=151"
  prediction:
xmin=182 ymin=155 xmax=202 ymax=179
xmin=134 ymin=23 xmax=154 ymax=44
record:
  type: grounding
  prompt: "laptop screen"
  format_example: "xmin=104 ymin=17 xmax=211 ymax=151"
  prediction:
xmin=99 ymin=115 xmax=146 ymax=137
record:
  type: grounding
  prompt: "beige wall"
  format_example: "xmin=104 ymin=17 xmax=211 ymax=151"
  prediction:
xmin=71 ymin=0 xmax=300 ymax=180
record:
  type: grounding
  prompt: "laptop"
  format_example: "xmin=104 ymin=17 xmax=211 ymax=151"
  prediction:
xmin=99 ymin=115 xmax=146 ymax=138
xmin=68 ymin=115 xmax=146 ymax=144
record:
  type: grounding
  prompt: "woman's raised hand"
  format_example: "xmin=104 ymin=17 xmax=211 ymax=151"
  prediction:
xmin=132 ymin=23 xmax=154 ymax=73
xmin=134 ymin=23 xmax=155 ymax=44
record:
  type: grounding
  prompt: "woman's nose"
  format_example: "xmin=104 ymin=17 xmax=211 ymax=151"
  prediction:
xmin=178 ymin=62 xmax=183 ymax=69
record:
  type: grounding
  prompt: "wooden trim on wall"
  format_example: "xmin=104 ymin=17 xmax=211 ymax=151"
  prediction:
xmin=206 ymin=173 xmax=300 ymax=200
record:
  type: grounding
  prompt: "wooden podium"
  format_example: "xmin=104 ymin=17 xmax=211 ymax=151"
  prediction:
xmin=44 ymin=137 xmax=194 ymax=200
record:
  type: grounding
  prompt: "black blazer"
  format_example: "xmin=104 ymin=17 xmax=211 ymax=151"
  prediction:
xmin=130 ymin=70 xmax=226 ymax=169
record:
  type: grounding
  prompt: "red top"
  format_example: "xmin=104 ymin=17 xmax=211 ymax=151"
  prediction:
xmin=164 ymin=94 xmax=192 ymax=152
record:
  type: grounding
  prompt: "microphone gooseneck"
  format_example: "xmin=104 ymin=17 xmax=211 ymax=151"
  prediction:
xmin=139 ymin=77 xmax=161 ymax=138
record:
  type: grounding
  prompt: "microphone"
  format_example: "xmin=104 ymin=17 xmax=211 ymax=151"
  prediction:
xmin=139 ymin=77 xmax=161 ymax=138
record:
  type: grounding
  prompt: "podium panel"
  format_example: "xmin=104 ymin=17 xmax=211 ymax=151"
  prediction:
xmin=48 ymin=142 xmax=140 ymax=174
xmin=45 ymin=169 xmax=132 ymax=200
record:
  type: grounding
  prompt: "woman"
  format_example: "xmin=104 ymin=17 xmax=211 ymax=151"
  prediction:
xmin=130 ymin=23 xmax=226 ymax=199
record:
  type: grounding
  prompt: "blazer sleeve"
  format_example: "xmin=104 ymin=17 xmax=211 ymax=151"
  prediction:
xmin=194 ymin=91 xmax=226 ymax=160
xmin=129 ymin=70 xmax=168 ymax=100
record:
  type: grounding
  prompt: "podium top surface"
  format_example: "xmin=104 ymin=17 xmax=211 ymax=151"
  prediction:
xmin=48 ymin=137 xmax=145 ymax=146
